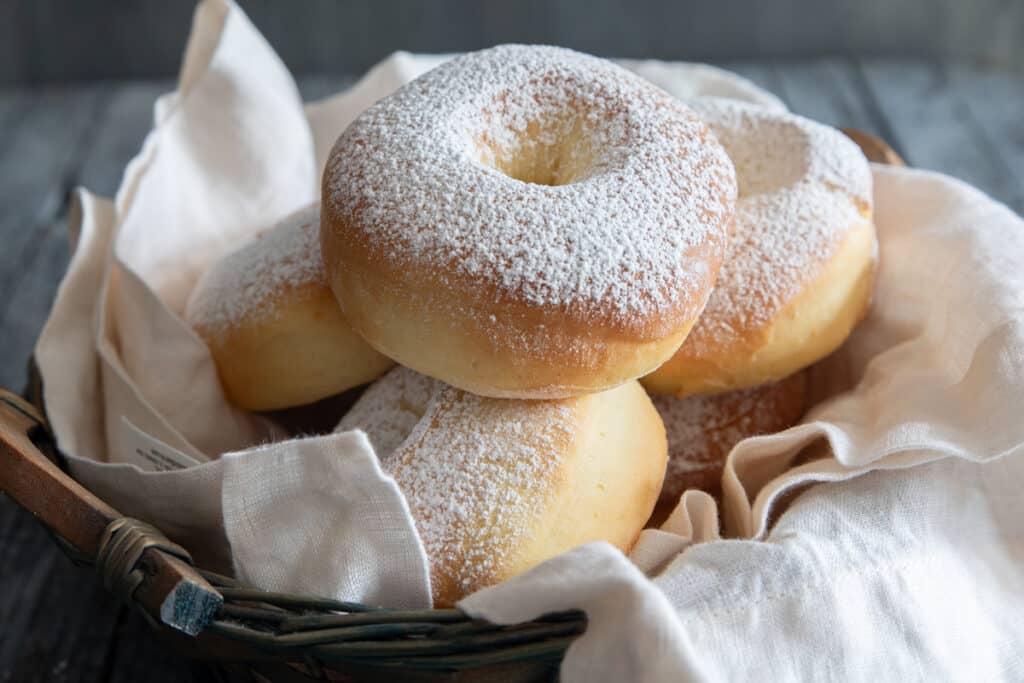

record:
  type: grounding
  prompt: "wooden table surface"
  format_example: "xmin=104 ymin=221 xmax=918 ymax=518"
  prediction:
xmin=0 ymin=61 xmax=1021 ymax=682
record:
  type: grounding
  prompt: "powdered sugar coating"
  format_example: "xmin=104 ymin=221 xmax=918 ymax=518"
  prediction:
xmin=186 ymin=204 xmax=324 ymax=336
xmin=680 ymin=98 xmax=873 ymax=355
xmin=336 ymin=366 xmax=440 ymax=458
xmin=324 ymin=45 xmax=736 ymax=332
xmin=651 ymin=372 xmax=807 ymax=502
xmin=335 ymin=365 xmax=582 ymax=603
xmin=654 ymin=389 xmax=762 ymax=475
xmin=388 ymin=386 xmax=578 ymax=602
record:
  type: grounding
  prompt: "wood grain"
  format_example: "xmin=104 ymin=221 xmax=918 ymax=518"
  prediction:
xmin=0 ymin=62 xmax=1021 ymax=683
xmin=841 ymin=129 xmax=907 ymax=166
xmin=944 ymin=64 xmax=1024 ymax=213
xmin=860 ymin=60 xmax=1024 ymax=214
xmin=0 ymin=86 xmax=109 ymax=390
xmin=1 ymin=0 xmax=1022 ymax=84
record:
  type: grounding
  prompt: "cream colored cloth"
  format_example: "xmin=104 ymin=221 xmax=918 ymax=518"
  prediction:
xmin=463 ymin=166 xmax=1024 ymax=681
xmin=32 ymin=1 xmax=1024 ymax=680
xmin=35 ymin=0 xmax=434 ymax=605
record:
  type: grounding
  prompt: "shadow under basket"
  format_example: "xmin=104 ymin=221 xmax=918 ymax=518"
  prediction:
xmin=0 ymin=130 xmax=903 ymax=683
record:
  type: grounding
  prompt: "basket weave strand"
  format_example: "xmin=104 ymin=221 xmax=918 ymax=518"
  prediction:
xmin=196 ymin=567 xmax=586 ymax=670
xmin=0 ymin=366 xmax=587 ymax=679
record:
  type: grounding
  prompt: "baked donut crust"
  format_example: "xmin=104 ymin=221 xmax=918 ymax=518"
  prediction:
xmin=186 ymin=204 xmax=394 ymax=411
xmin=323 ymin=45 xmax=736 ymax=399
xmin=643 ymin=99 xmax=876 ymax=397
xmin=338 ymin=366 xmax=667 ymax=606
xmin=650 ymin=371 xmax=808 ymax=506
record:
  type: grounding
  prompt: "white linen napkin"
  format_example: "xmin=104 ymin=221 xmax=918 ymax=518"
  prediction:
xmin=32 ymin=0 xmax=782 ymax=602
xmin=30 ymin=0 xmax=1024 ymax=679
xmin=462 ymin=166 xmax=1024 ymax=680
xmin=34 ymin=0 xmax=434 ymax=603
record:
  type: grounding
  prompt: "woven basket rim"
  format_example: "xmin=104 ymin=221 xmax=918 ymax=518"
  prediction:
xmin=5 ymin=362 xmax=586 ymax=678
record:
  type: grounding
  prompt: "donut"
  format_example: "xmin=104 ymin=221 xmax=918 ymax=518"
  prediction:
xmin=650 ymin=371 xmax=808 ymax=507
xmin=322 ymin=45 xmax=737 ymax=399
xmin=643 ymin=98 xmax=876 ymax=397
xmin=337 ymin=366 xmax=667 ymax=606
xmin=186 ymin=204 xmax=394 ymax=411
xmin=337 ymin=366 xmax=440 ymax=458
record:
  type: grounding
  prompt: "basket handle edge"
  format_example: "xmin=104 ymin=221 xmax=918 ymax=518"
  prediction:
xmin=0 ymin=390 xmax=222 ymax=636
xmin=841 ymin=128 xmax=906 ymax=167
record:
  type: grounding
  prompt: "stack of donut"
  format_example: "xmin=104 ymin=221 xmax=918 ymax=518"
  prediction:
xmin=186 ymin=45 xmax=875 ymax=606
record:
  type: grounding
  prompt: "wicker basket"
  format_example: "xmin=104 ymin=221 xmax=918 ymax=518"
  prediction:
xmin=0 ymin=130 xmax=901 ymax=682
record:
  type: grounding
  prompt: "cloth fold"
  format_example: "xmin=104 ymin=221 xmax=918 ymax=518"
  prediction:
xmin=30 ymin=1 xmax=1024 ymax=680
xmin=463 ymin=166 xmax=1024 ymax=681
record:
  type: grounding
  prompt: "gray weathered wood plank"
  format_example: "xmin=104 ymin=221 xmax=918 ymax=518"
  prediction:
xmin=943 ymin=64 xmax=1024 ymax=214
xmin=771 ymin=59 xmax=878 ymax=131
xmin=725 ymin=61 xmax=787 ymax=103
xmin=76 ymin=82 xmax=169 ymax=199
xmin=105 ymin=611 xmax=220 ymax=683
xmin=0 ymin=213 xmax=69 ymax=388
xmin=0 ymin=86 xmax=110 ymax=389
xmin=0 ymin=499 xmax=121 ymax=681
xmin=11 ymin=0 xmax=1024 ymax=84
xmin=771 ymin=58 xmax=912 ymax=165
xmin=0 ymin=498 xmax=215 ymax=682
xmin=0 ymin=92 xmax=28 ymax=155
xmin=858 ymin=60 xmax=1024 ymax=213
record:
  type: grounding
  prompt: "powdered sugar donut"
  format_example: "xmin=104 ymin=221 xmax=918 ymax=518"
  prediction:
xmin=651 ymin=371 xmax=807 ymax=506
xmin=322 ymin=45 xmax=736 ymax=399
xmin=186 ymin=204 xmax=394 ymax=411
xmin=644 ymin=99 xmax=876 ymax=397
xmin=337 ymin=366 xmax=440 ymax=458
xmin=338 ymin=366 xmax=666 ymax=606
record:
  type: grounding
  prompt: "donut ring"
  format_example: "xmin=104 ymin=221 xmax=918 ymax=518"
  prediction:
xmin=643 ymin=99 xmax=876 ymax=397
xmin=322 ymin=45 xmax=737 ymax=399
xmin=338 ymin=366 xmax=667 ymax=606
xmin=650 ymin=371 xmax=808 ymax=506
xmin=186 ymin=204 xmax=394 ymax=411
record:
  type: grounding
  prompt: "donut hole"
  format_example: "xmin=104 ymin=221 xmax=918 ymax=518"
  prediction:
xmin=476 ymin=114 xmax=599 ymax=187
xmin=710 ymin=116 xmax=811 ymax=197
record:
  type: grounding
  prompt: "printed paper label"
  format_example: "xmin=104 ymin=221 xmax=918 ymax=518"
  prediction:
xmin=121 ymin=417 xmax=201 ymax=471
